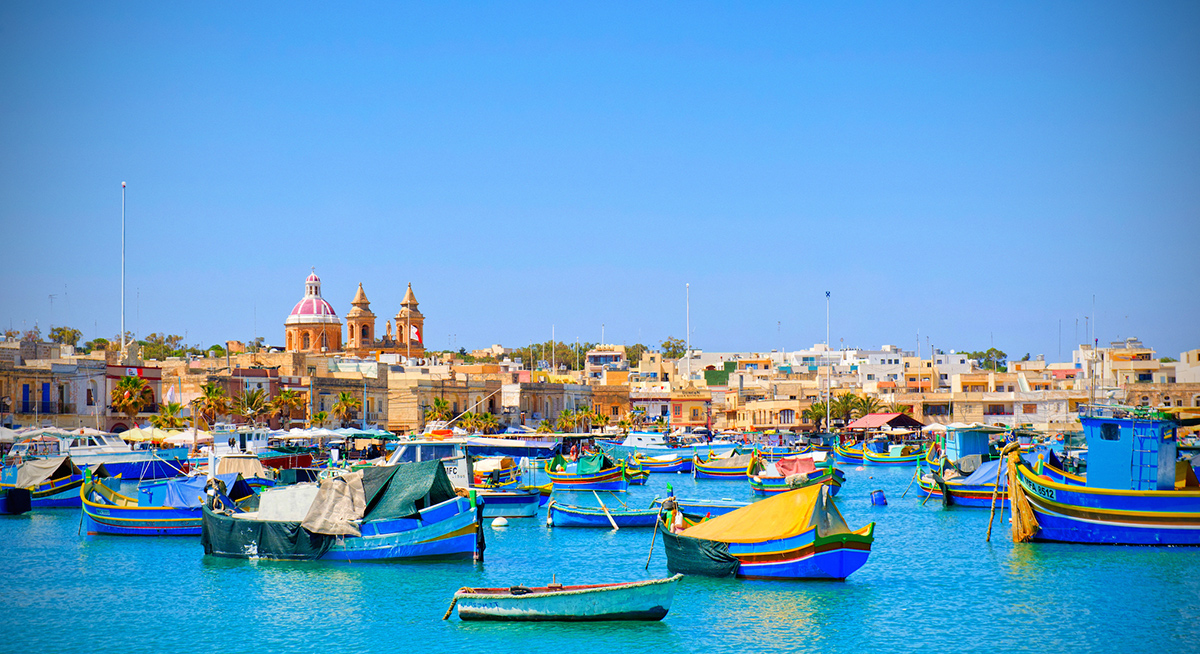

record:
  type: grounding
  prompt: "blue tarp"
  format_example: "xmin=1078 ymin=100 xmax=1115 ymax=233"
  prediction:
xmin=959 ymin=454 xmax=1038 ymax=487
xmin=141 ymin=473 xmax=252 ymax=508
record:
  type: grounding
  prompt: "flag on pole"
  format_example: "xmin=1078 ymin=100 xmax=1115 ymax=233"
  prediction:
xmin=410 ymin=324 xmax=421 ymax=343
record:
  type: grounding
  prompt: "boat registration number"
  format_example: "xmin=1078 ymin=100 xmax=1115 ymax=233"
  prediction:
xmin=1025 ymin=480 xmax=1055 ymax=502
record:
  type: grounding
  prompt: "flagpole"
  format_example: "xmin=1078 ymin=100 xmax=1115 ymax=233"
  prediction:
xmin=825 ymin=291 xmax=830 ymax=433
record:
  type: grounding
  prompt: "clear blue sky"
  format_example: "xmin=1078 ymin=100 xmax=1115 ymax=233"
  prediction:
xmin=2 ymin=2 xmax=1197 ymax=361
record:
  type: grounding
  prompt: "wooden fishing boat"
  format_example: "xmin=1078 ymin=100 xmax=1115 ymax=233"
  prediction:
xmin=652 ymin=497 xmax=748 ymax=517
xmin=692 ymin=453 xmax=756 ymax=480
xmin=833 ymin=442 xmax=864 ymax=465
xmin=862 ymin=443 xmax=926 ymax=467
xmin=83 ymin=473 xmax=255 ymax=536
xmin=750 ymin=458 xmax=845 ymax=496
xmin=474 ymin=488 xmax=540 ymax=518
xmin=659 ymin=485 xmax=874 ymax=580
xmin=547 ymin=499 xmax=660 ymax=528
xmin=757 ymin=445 xmax=812 ymax=462
xmin=0 ymin=488 xmax=32 ymax=515
xmin=1008 ymin=409 xmax=1200 ymax=546
xmin=633 ymin=453 xmax=692 ymax=473
xmin=450 ymin=574 xmax=683 ymax=621
xmin=623 ymin=460 xmax=649 ymax=485
xmin=474 ymin=456 xmax=520 ymax=489
xmin=202 ymin=460 xmax=480 ymax=561
xmin=917 ymin=454 xmax=1039 ymax=508
xmin=545 ymin=453 xmax=627 ymax=491
xmin=0 ymin=456 xmax=85 ymax=508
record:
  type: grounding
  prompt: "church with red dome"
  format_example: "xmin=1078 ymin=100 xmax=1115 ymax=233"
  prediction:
xmin=284 ymin=269 xmax=425 ymax=358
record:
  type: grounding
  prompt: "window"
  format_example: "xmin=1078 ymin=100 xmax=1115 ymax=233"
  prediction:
xmin=1099 ymin=424 xmax=1120 ymax=441
xmin=867 ymin=374 xmax=875 ymax=381
xmin=1023 ymin=404 xmax=1037 ymax=414
xmin=302 ymin=333 xmax=311 ymax=349
xmin=673 ymin=404 xmax=681 ymax=417
xmin=780 ymin=409 xmax=795 ymax=424
xmin=940 ymin=374 xmax=948 ymax=380
xmin=86 ymin=387 xmax=94 ymax=406
xmin=691 ymin=408 xmax=699 ymax=419
xmin=610 ymin=406 xmax=619 ymax=416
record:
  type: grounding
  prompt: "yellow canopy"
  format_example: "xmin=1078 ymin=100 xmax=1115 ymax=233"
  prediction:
xmin=680 ymin=484 xmax=850 ymax=544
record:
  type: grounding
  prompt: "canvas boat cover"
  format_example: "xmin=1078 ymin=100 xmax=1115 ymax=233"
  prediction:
xmin=473 ymin=457 xmax=515 ymax=473
xmin=774 ymin=456 xmax=816 ymax=478
xmin=956 ymin=454 xmax=1038 ymax=487
xmin=217 ymin=455 xmax=267 ymax=479
xmin=202 ymin=460 xmax=458 ymax=559
xmin=7 ymin=456 xmax=81 ymax=489
xmin=701 ymin=453 xmax=754 ymax=470
xmin=680 ymin=485 xmax=850 ymax=544
xmin=575 ymin=452 xmax=616 ymax=475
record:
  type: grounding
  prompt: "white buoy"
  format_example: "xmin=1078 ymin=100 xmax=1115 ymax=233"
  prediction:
xmin=546 ymin=515 xmax=553 ymax=527
xmin=492 ymin=517 xmax=509 ymax=528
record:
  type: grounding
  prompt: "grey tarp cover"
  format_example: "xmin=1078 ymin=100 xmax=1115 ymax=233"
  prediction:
xmin=12 ymin=456 xmax=81 ymax=488
xmin=300 ymin=471 xmax=367 ymax=536
xmin=703 ymin=453 xmax=754 ymax=470
xmin=201 ymin=460 xmax=456 ymax=560
xmin=659 ymin=522 xmax=739 ymax=577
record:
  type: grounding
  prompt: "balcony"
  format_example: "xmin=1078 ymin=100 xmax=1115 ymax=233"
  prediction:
xmin=17 ymin=402 xmax=77 ymax=415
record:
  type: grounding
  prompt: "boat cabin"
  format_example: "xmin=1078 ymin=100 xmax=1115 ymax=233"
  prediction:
xmin=942 ymin=425 xmax=1005 ymax=461
xmin=1083 ymin=409 xmax=1177 ymax=491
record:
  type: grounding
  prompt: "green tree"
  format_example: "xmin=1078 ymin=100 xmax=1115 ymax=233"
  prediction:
xmin=425 ymin=397 xmax=452 ymax=422
xmin=22 ymin=326 xmax=42 ymax=342
xmin=1161 ymin=357 xmax=1178 ymax=363
xmin=311 ymin=411 xmax=329 ymax=428
xmin=830 ymin=393 xmax=858 ymax=423
xmin=141 ymin=333 xmax=185 ymax=360
xmin=197 ymin=382 xmax=229 ymax=426
xmin=660 ymin=337 xmax=686 ymax=359
xmin=150 ymin=401 xmax=186 ymax=430
xmin=852 ymin=396 xmax=885 ymax=419
xmin=802 ymin=401 xmax=828 ymax=432
xmin=625 ymin=343 xmax=649 ymax=367
xmin=232 ymin=388 xmax=269 ymax=426
xmin=556 ymin=408 xmax=577 ymax=433
xmin=886 ymin=403 xmax=914 ymax=416
xmin=82 ymin=337 xmax=109 ymax=353
xmin=965 ymin=348 xmax=1008 ymax=372
xmin=3 ymin=329 xmax=18 ymax=340
xmin=331 ymin=391 xmax=362 ymax=426
xmin=271 ymin=389 xmax=304 ymax=426
xmin=111 ymin=376 xmax=155 ymax=422
xmin=49 ymin=326 xmax=82 ymax=347
xmin=536 ymin=420 xmax=554 ymax=433
xmin=477 ymin=412 xmax=499 ymax=435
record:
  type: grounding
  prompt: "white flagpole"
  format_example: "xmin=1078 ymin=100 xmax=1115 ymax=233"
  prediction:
xmin=121 ymin=181 xmax=126 ymax=351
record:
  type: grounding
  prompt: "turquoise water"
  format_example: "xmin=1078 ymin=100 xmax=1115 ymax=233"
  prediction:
xmin=2 ymin=466 xmax=1197 ymax=653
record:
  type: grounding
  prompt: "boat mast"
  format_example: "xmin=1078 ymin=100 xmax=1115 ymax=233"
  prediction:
xmin=121 ymin=181 xmax=126 ymax=351
xmin=825 ymin=291 xmax=830 ymax=433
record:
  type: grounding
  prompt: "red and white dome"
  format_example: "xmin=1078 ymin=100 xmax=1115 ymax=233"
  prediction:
xmin=285 ymin=270 xmax=341 ymax=325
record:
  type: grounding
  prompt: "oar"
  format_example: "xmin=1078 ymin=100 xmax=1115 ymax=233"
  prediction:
xmin=593 ymin=490 xmax=619 ymax=530
xmin=645 ymin=497 xmax=664 ymax=569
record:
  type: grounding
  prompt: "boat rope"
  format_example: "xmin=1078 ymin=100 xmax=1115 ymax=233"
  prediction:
xmin=644 ymin=499 xmax=665 ymax=569
xmin=901 ymin=465 xmax=918 ymax=498
xmin=442 ymin=587 xmax=474 ymax=620
xmin=1005 ymin=447 xmax=1039 ymax=543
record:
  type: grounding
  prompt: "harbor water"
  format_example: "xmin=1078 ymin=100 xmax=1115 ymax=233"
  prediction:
xmin=2 ymin=465 xmax=1196 ymax=653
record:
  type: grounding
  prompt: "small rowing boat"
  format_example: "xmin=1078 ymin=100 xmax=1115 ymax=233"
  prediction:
xmin=547 ymin=498 xmax=660 ymax=528
xmin=449 ymin=574 xmax=682 ymax=621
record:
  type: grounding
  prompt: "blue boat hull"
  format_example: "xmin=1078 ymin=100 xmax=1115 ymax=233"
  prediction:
xmin=323 ymin=496 xmax=478 ymax=561
xmin=548 ymin=501 xmax=660 ymax=528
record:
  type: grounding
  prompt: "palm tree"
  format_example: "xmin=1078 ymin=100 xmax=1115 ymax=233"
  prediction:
xmin=459 ymin=412 xmax=480 ymax=434
xmin=232 ymin=388 xmax=268 ymax=427
xmin=478 ymin=412 xmax=499 ymax=435
xmin=536 ymin=420 xmax=554 ymax=433
xmin=831 ymin=393 xmax=858 ymax=424
xmin=197 ymin=382 xmax=229 ymax=427
xmin=332 ymin=391 xmax=362 ymax=427
xmin=852 ymin=396 xmax=885 ymax=419
xmin=425 ymin=397 xmax=451 ymax=422
xmin=590 ymin=410 xmax=609 ymax=432
xmin=311 ymin=410 xmax=329 ymax=428
xmin=617 ymin=417 xmax=632 ymax=434
xmin=652 ymin=416 xmax=667 ymax=432
xmin=886 ymin=403 xmax=914 ymax=416
xmin=111 ymin=375 xmax=155 ymax=423
xmin=802 ymin=401 xmax=828 ymax=432
xmin=150 ymin=401 xmax=186 ymax=430
xmin=576 ymin=408 xmax=596 ymax=433
xmin=556 ymin=408 xmax=576 ymax=433
xmin=271 ymin=389 xmax=304 ymax=427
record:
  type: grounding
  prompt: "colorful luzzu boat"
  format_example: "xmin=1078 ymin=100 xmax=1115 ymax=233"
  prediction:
xmin=756 ymin=445 xmax=812 ymax=463
xmin=545 ymin=453 xmax=628 ymax=492
xmin=1008 ymin=408 xmax=1200 ymax=546
xmin=474 ymin=456 xmax=521 ymax=489
xmin=0 ymin=456 xmax=86 ymax=508
xmin=652 ymin=497 xmax=748 ymax=517
xmin=750 ymin=455 xmax=844 ymax=496
xmin=862 ymin=442 xmax=926 ymax=466
xmin=202 ymin=460 xmax=479 ymax=561
xmin=692 ymin=453 xmax=756 ymax=480
xmin=474 ymin=488 xmax=541 ymax=518
xmin=833 ymin=442 xmax=864 ymax=465
xmin=547 ymin=499 xmax=660 ymax=528
xmin=659 ymin=485 xmax=874 ymax=580
xmin=451 ymin=575 xmax=682 ymax=622
xmin=633 ymin=453 xmax=692 ymax=474
xmin=82 ymin=473 xmax=255 ymax=536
